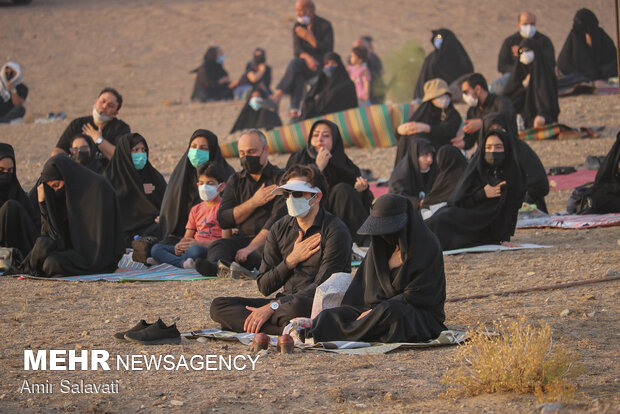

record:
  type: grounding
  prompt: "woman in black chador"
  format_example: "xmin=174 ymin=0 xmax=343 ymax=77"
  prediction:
xmin=230 ymin=87 xmax=282 ymax=134
xmin=422 ymin=145 xmax=468 ymax=208
xmin=579 ymin=132 xmax=620 ymax=213
xmin=190 ymin=46 xmax=233 ymax=102
xmin=413 ymin=28 xmax=474 ymax=101
xmin=286 ymin=120 xmax=373 ymax=245
xmin=309 ymin=194 xmax=447 ymax=343
xmin=158 ymin=129 xmax=234 ymax=244
xmin=0 ymin=143 xmax=40 ymax=258
xmin=558 ymin=8 xmax=618 ymax=81
xmin=21 ymin=154 xmax=124 ymax=277
xmin=389 ymin=137 xmax=437 ymax=209
xmin=299 ymin=52 xmax=357 ymax=121
xmin=504 ymin=38 xmax=559 ymax=129
xmin=425 ymin=130 xmax=526 ymax=251
xmin=104 ymin=133 xmax=167 ymax=245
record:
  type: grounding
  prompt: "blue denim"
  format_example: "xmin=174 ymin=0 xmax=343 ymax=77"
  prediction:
xmin=150 ymin=243 xmax=209 ymax=268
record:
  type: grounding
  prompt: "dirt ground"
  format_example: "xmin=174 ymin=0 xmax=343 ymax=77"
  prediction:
xmin=0 ymin=0 xmax=619 ymax=412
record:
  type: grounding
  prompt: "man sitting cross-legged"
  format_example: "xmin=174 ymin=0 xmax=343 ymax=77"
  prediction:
xmin=209 ymin=164 xmax=352 ymax=335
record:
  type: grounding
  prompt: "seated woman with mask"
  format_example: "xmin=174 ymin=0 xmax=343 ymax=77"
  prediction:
xmin=286 ymin=120 xmax=373 ymax=245
xmin=158 ymin=129 xmax=235 ymax=245
xmin=104 ymin=133 xmax=167 ymax=246
xmin=230 ymin=87 xmax=282 ymax=134
xmin=299 ymin=52 xmax=358 ymax=121
xmin=389 ymin=138 xmax=436 ymax=209
xmin=425 ymin=130 xmax=526 ymax=251
xmin=20 ymin=154 xmax=124 ymax=277
xmin=308 ymin=193 xmax=447 ymax=343
xmin=394 ymin=78 xmax=461 ymax=165
xmin=0 ymin=143 xmax=40 ymax=260
xmin=69 ymin=134 xmax=104 ymax=174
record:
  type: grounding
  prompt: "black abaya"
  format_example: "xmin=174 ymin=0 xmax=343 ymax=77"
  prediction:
xmin=191 ymin=47 xmax=233 ymax=102
xmin=286 ymin=120 xmax=373 ymax=244
xmin=558 ymin=9 xmax=618 ymax=80
xmin=389 ymin=138 xmax=437 ymax=208
xmin=425 ymin=130 xmax=526 ymax=251
xmin=394 ymin=101 xmax=462 ymax=165
xmin=21 ymin=155 xmax=124 ymax=277
xmin=413 ymin=29 xmax=474 ymax=100
xmin=0 ymin=143 xmax=40 ymax=257
xmin=300 ymin=52 xmax=358 ymax=120
xmin=423 ymin=145 xmax=467 ymax=206
xmin=230 ymin=87 xmax=282 ymax=133
xmin=504 ymin=38 xmax=560 ymax=128
xmin=104 ymin=133 xmax=167 ymax=244
xmin=310 ymin=194 xmax=447 ymax=343
xmin=158 ymin=129 xmax=235 ymax=243
xmin=581 ymin=131 xmax=620 ymax=213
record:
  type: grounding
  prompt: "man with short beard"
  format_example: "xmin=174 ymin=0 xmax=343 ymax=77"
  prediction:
xmin=51 ymin=88 xmax=130 ymax=167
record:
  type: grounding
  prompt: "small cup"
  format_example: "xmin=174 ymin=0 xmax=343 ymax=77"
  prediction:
xmin=251 ymin=332 xmax=270 ymax=352
xmin=277 ymin=334 xmax=294 ymax=354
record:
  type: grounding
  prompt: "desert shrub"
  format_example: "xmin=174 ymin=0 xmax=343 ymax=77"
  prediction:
xmin=383 ymin=39 xmax=426 ymax=103
xmin=441 ymin=317 xmax=582 ymax=403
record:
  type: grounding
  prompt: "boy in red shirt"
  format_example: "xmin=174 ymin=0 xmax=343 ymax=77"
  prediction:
xmin=150 ymin=163 xmax=229 ymax=267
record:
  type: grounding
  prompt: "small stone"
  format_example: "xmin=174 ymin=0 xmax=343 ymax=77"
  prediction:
xmin=580 ymin=295 xmax=596 ymax=301
xmin=170 ymin=400 xmax=184 ymax=407
xmin=587 ymin=310 xmax=598 ymax=317
xmin=560 ymin=309 xmax=570 ymax=317
xmin=527 ymin=271 xmax=535 ymax=276
xmin=0 ymin=394 xmax=5 ymax=400
xmin=537 ymin=402 xmax=563 ymax=413
xmin=366 ymin=391 xmax=375 ymax=398
xmin=356 ymin=403 xmax=368 ymax=408
xmin=139 ymin=404 xmax=145 ymax=410
xmin=606 ymin=268 xmax=619 ymax=277
xmin=291 ymin=389 xmax=300 ymax=398
xmin=336 ymin=397 xmax=345 ymax=403
xmin=104 ymin=319 xmax=110 ymax=324
xmin=384 ymin=392 xmax=397 ymax=402
xmin=221 ymin=345 xmax=229 ymax=351
xmin=398 ymin=367 xmax=406 ymax=372
xmin=196 ymin=337 xmax=207 ymax=343
xmin=257 ymin=349 xmax=269 ymax=358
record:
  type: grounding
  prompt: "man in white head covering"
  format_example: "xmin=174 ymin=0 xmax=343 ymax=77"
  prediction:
xmin=0 ymin=62 xmax=28 ymax=124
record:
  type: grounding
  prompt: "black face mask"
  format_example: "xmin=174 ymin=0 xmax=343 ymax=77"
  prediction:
xmin=484 ymin=151 xmax=506 ymax=168
xmin=0 ymin=171 xmax=13 ymax=186
xmin=53 ymin=187 xmax=66 ymax=204
xmin=73 ymin=150 xmax=91 ymax=165
xmin=379 ymin=232 xmax=399 ymax=246
xmin=253 ymin=54 xmax=265 ymax=65
xmin=240 ymin=155 xmax=264 ymax=174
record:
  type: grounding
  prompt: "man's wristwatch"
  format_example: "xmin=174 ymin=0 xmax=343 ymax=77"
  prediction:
xmin=270 ymin=301 xmax=279 ymax=311
xmin=95 ymin=137 xmax=104 ymax=145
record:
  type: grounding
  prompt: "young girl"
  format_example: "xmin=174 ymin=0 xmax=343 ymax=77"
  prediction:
xmin=150 ymin=162 xmax=230 ymax=268
xmin=347 ymin=46 xmax=371 ymax=106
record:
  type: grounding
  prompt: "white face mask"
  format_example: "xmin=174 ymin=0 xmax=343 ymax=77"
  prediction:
xmin=198 ymin=184 xmax=220 ymax=202
xmin=462 ymin=92 xmax=479 ymax=107
xmin=92 ymin=107 xmax=114 ymax=124
xmin=433 ymin=37 xmax=443 ymax=50
xmin=286 ymin=194 xmax=315 ymax=218
xmin=432 ymin=94 xmax=450 ymax=109
xmin=519 ymin=24 xmax=537 ymax=39
xmin=297 ymin=15 xmax=311 ymax=25
xmin=520 ymin=50 xmax=535 ymax=65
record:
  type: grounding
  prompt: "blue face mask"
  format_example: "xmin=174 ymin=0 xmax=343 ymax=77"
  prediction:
xmin=131 ymin=152 xmax=147 ymax=170
xmin=188 ymin=148 xmax=210 ymax=168
xmin=217 ymin=54 xmax=225 ymax=64
xmin=248 ymin=97 xmax=263 ymax=111
xmin=323 ymin=65 xmax=336 ymax=77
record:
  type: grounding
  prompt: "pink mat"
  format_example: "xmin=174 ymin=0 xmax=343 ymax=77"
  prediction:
xmin=370 ymin=182 xmax=389 ymax=198
xmin=548 ymin=168 xmax=596 ymax=191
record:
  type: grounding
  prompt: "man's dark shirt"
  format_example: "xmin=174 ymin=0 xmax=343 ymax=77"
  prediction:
xmin=497 ymin=32 xmax=555 ymax=74
xmin=217 ymin=162 xmax=287 ymax=238
xmin=56 ymin=116 xmax=130 ymax=167
xmin=293 ymin=15 xmax=334 ymax=63
xmin=0 ymin=83 xmax=28 ymax=116
xmin=256 ymin=208 xmax=351 ymax=302
xmin=464 ymin=93 xmax=516 ymax=149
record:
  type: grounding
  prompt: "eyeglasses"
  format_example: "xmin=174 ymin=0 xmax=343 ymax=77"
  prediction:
xmin=70 ymin=146 xmax=89 ymax=153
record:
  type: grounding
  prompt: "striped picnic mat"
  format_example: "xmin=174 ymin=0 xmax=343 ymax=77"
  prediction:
xmin=17 ymin=263 xmax=214 ymax=282
xmin=220 ymin=103 xmax=413 ymax=157
xmin=517 ymin=212 xmax=620 ymax=229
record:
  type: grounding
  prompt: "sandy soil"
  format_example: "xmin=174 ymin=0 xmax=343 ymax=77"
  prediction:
xmin=0 ymin=0 xmax=619 ymax=412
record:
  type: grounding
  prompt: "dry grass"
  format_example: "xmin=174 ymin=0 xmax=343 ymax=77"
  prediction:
xmin=441 ymin=317 xmax=582 ymax=403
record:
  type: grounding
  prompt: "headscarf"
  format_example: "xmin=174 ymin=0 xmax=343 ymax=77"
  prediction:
xmin=504 ymin=38 xmax=560 ymax=128
xmin=0 ymin=143 xmax=39 ymax=227
xmin=0 ymin=62 xmax=22 ymax=102
xmin=593 ymin=131 xmax=620 ymax=186
xmin=413 ymin=29 xmax=474 ymax=100
xmin=558 ymin=8 xmax=618 ymax=80
xmin=230 ymin=87 xmax=282 ymax=133
xmin=389 ymin=138 xmax=437 ymax=208
xmin=158 ymin=129 xmax=234 ymax=241
xmin=423 ymin=145 xmax=467 ymax=206
xmin=104 ymin=133 xmax=167 ymax=240
xmin=191 ymin=47 xmax=230 ymax=102
xmin=35 ymin=154 xmax=124 ymax=274
xmin=300 ymin=52 xmax=358 ymax=120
